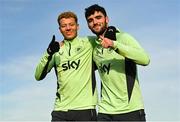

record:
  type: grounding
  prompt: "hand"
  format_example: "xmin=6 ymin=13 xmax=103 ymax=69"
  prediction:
xmin=47 ymin=35 xmax=60 ymax=55
xmin=99 ymin=26 xmax=116 ymax=48
xmin=100 ymin=36 xmax=114 ymax=48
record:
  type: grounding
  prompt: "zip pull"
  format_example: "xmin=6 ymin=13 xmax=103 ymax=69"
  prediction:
xmin=68 ymin=42 xmax=71 ymax=56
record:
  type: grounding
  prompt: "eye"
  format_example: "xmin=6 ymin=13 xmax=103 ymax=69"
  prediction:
xmin=87 ymin=18 xmax=93 ymax=23
xmin=69 ymin=23 xmax=75 ymax=26
xmin=60 ymin=24 xmax=66 ymax=28
xmin=96 ymin=15 xmax=102 ymax=19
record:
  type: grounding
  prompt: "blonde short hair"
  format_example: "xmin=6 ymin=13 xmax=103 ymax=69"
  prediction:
xmin=57 ymin=11 xmax=78 ymax=26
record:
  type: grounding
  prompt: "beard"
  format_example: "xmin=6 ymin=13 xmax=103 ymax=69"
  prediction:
xmin=91 ymin=23 xmax=108 ymax=36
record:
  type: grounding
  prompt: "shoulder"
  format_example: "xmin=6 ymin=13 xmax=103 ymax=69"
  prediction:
xmin=79 ymin=36 xmax=97 ymax=46
xmin=116 ymin=30 xmax=139 ymax=46
xmin=116 ymin=29 xmax=136 ymax=42
xmin=114 ymin=27 xmax=128 ymax=37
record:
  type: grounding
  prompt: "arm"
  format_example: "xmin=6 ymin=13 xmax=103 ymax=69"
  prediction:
xmin=35 ymin=35 xmax=60 ymax=81
xmin=35 ymin=52 xmax=55 ymax=81
xmin=100 ymin=26 xmax=150 ymax=65
xmin=113 ymin=32 xmax=150 ymax=66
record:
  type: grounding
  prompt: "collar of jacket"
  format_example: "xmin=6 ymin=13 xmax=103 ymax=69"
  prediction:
xmin=64 ymin=36 xmax=79 ymax=46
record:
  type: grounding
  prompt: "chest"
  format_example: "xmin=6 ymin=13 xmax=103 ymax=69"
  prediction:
xmin=93 ymin=45 xmax=125 ymax=74
xmin=56 ymin=42 xmax=92 ymax=71
xmin=93 ymin=45 xmax=124 ymax=62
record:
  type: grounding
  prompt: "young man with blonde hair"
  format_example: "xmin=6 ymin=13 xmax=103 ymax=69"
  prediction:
xmin=35 ymin=11 xmax=97 ymax=121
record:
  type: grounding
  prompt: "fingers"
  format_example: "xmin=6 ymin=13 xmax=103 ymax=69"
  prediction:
xmin=100 ymin=36 xmax=113 ymax=48
xmin=100 ymin=35 xmax=108 ymax=47
xmin=101 ymin=41 xmax=109 ymax=48
xmin=47 ymin=35 xmax=59 ymax=55
xmin=51 ymin=35 xmax=56 ymax=43
xmin=99 ymin=35 xmax=104 ymax=40
xmin=101 ymin=39 xmax=109 ymax=48
xmin=100 ymin=36 xmax=107 ymax=48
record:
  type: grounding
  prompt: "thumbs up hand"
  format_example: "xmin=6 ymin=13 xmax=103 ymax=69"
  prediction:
xmin=47 ymin=35 xmax=60 ymax=55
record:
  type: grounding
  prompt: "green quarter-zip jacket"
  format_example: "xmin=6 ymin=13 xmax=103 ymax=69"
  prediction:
xmin=93 ymin=29 xmax=150 ymax=114
xmin=35 ymin=36 xmax=98 ymax=111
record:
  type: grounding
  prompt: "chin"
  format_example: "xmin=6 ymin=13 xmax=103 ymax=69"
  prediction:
xmin=65 ymin=36 xmax=75 ymax=40
xmin=92 ymin=28 xmax=105 ymax=35
xmin=91 ymin=30 xmax=99 ymax=35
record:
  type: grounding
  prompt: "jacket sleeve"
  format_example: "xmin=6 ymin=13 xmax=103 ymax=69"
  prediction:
xmin=113 ymin=32 xmax=150 ymax=66
xmin=35 ymin=51 xmax=55 ymax=81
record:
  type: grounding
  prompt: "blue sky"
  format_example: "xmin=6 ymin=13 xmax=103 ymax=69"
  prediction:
xmin=0 ymin=0 xmax=179 ymax=121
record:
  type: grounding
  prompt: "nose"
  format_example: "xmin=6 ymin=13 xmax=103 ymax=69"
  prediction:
xmin=93 ymin=19 xmax=98 ymax=25
xmin=65 ymin=25 xmax=71 ymax=30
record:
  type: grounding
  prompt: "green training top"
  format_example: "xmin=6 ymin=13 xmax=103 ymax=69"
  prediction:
xmin=35 ymin=36 xmax=98 ymax=111
xmin=93 ymin=29 xmax=150 ymax=114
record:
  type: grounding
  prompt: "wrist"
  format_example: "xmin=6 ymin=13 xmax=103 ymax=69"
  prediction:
xmin=47 ymin=48 xmax=53 ymax=55
xmin=112 ymin=41 xmax=118 ymax=50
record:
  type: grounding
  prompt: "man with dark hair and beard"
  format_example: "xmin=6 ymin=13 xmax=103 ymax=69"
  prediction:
xmin=85 ymin=4 xmax=150 ymax=121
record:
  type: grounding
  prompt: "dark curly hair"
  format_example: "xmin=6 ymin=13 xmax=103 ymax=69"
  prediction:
xmin=85 ymin=4 xmax=107 ymax=19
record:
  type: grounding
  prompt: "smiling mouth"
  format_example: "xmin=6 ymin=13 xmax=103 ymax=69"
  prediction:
xmin=93 ymin=24 xmax=100 ymax=27
xmin=66 ymin=32 xmax=73 ymax=35
xmin=93 ymin=25 xmax=100 ymax=30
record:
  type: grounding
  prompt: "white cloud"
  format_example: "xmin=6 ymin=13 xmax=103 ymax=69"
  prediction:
xmin=137 ymin=47 xmax=180 ymax=121
xmin=140 ymin=78 xmax=180 ymax=121
xmin=1 ymin=81 xmax=56 ymax=121
xmin=0 ymin=55 xmax=57 ymax=121
xmin=1 ymin=0 xmax=30 ymax=14
xmin=1 ymin=55 xmax=39 ymax=81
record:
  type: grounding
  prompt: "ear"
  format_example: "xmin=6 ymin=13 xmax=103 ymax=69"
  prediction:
xmin=77 ymin=24 xmax=80 ymax=30
xmin=59 ymin=26 xmax=62 ymax=31
xmin=59 ymin=27 xmax=64 ymax=34
xmin=105 ymin=16 xmax=109 ymax=24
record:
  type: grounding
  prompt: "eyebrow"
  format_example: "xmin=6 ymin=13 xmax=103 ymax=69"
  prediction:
xmin=95 ymin=15 xmax=102 ymax=18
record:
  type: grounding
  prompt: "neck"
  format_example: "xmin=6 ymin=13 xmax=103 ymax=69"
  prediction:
xmin=97 ymin=29 xmax=106 ymax=38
